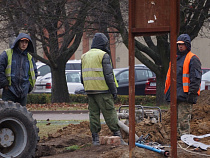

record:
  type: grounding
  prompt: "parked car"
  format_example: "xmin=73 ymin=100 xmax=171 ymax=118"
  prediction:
xmin=200 ymin=70 xmax=210 ymax=91
xmin=202 ymin=68 xmax=210 ymax=75
xmin=36 ymin=62 xmax=51 ymax=79
xmin=36 ymin=59 xmax=81 ymax=79
xmin=113 ymin=67 xmax=156 ymax=95
xmin=75 ymin=66 xmax=156 ymax=95
xmin=144 ymin=77 xmax=156 ymax=95
xmin=33 ymin=70 xmax=83 ymax=94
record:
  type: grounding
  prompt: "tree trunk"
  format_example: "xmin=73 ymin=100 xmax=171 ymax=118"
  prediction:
xmin=51 ymin=65 xmax=70 ymax=103
xmin=156 ymin=73 xmax=168 ymax=106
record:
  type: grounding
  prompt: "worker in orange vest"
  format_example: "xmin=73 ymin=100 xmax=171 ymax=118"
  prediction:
xmin=164 ymin=34 xmax=201 ymax=136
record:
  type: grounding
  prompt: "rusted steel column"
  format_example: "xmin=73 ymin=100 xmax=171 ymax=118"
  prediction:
xmin=129 ymin=34 xmax=135 ymax=156
xmin=129 ymin=0 xmax=135 ymax=156
xmin=170 ymin=0 xmax=180 ymax=157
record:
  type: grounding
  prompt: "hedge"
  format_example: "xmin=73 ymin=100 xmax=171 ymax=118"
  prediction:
xmin=26 ymin=93 xmax=156 ymax=106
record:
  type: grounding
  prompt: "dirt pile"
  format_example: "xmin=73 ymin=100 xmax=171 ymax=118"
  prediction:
xmin=191 ymin=90 xmax=210 ymax=137
xmin=36 ymin=90 xmax=210 ymax=158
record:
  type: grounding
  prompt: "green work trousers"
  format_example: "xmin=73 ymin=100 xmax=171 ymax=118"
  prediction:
xmin=177 ymin=102 xmax=192 ymax=136
xmin=88 ymin=93 xmax=119 ymax=133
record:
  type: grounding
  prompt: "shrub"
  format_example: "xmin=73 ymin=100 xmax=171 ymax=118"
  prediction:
xmin=27 ymin=93 xmax=51 ymax=104
xmin=26 ymin=93 xmax=156 ymax=106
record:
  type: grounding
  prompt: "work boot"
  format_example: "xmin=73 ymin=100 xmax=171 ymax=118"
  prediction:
xmin=92 ymin=133 xmax=100 ymax=146
xmin=113 ymin=130 xmax=128 ymax=145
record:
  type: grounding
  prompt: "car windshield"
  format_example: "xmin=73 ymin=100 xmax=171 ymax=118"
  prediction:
xmin=38 ymin=65 xmax=51 ymax=76
xmin=66 ymin=72 xmax=81 ymax=83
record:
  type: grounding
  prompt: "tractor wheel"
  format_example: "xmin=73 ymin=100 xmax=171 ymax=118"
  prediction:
xmin=0 ymin=101 xmax=39 ymax=158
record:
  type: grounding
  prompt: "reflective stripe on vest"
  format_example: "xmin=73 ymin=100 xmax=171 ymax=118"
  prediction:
xmin=81 ymin=49 xmax=118 ymax=91
xmin=164 ymin=51 xmax=200 ymax=95
xmin=27 ymin=53 xmax=36 ymax=87
xmin=5 ymin=49 xmax=36 ymax=87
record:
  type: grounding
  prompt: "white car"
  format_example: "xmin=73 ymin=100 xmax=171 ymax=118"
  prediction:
xmin=33 ymin=70 xmax=83 ymax=94
xmin=200 ymin=71 xmax=210 ymax=91
xmin=36 ymin=59 xmax=81 ymax=79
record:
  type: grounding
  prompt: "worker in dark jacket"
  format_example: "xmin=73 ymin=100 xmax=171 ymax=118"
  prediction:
xmin=164 ymin=34 xmax=201 ymax=136
xmin=0 ymin=33 xmax=37 ymax=106
xmin=81 ymin=33 xmax=126 ymax=145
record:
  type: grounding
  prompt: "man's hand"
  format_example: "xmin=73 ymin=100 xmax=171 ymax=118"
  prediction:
xmin=187 ymin=93 xmax=197 ymax=104
xmin=4 ymin=86 xmax=8 ymax=90
xmin=112 ymin=93 xmax=117 ymax=100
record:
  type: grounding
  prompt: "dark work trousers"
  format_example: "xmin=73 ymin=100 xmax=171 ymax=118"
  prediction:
xmin=2 ymin=88 xmax=27 ymax=106
xmin=88 ymin=93 xmax=119 ymax=134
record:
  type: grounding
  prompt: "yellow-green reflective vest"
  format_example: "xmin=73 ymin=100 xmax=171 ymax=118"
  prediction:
xmin=81 ymin=49 xmax=118 ymax=91
xmin=5 ymin=49 xmax=36 ymax=87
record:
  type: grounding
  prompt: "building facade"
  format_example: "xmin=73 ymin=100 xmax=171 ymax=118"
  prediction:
xmin=0 ymin=32 xmax=210 ymax=69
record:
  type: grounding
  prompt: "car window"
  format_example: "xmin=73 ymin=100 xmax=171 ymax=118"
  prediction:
xmin=65 ymin=63 xmax=81 ymax=70
xmin=66 ymin=72 xmax=81 ymax=83
xmin=136 ymin=69 xmax=148 ymax=81
xmin=38 ymin=65 xmax=51 ymax=76
xmin=116 ymin=70 xmax=129 ymax=83
xmin=148 ymin=70 xmax=154 ymax=78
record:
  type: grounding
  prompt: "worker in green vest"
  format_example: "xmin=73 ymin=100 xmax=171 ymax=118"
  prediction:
xmin=0 ymin=33 xmax=37 ymax=106
xmin=81 ymin=33 xmax=126 ymax=145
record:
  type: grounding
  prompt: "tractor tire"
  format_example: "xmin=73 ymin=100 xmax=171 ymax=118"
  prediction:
xmin=0 ymin=101 xmax=39 ymax=158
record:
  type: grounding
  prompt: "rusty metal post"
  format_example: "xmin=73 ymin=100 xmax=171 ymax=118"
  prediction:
xmin=128 ymin=0 xmax=176 ymax=157
xmin=128 ymin=0 xmax=135 ymax=157
xmin=128 ymin=35 xmax=135 ymax=156
xmin=170 ymin=0 xmax=180 ymax=157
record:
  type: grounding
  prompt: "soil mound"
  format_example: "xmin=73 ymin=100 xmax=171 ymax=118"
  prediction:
xmin=36 ymin=90 xmax=210 ymax=157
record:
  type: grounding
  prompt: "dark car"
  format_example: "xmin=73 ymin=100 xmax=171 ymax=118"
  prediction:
xmin=75 ymin=66 xmax=156 ymax=95
xmin=113 ymin=67 xmax=156 ymax=95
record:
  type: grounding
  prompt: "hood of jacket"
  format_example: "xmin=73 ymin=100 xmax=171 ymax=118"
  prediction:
xmin=11 ymin=33 xmax=34 ymax=53
xmin=91 ymin=33 xmax=110 ymax=53
xmin=177 ymin=34 xmax=191 ymax=51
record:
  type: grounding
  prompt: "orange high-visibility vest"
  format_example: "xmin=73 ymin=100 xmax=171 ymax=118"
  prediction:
xmin=164 ymin=51 xmax=200 ymax=95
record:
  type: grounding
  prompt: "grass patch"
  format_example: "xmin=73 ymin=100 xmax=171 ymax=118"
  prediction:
xmin=65 ymin=143 xmax=92 ymax=151
xmin=65 ymin=145 xmax=80 ymax=151
xmin=37 ymin=120 xmax=81 ymax=139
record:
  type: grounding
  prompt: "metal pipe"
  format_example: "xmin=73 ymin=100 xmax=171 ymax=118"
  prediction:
xmin=118 ymin=120 xmax=139 ymax=141
xmin=135 ymin=142 xmax=170 ymax=157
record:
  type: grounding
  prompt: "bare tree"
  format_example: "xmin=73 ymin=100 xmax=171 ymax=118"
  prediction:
xmin=99 ymin=0 xmax=210 ymax=105
xmin=0 ymin=0 xmax=209 ymax=105
xmin=0 ymin=0 xmax=90 ymax=103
